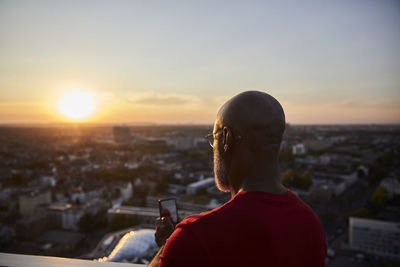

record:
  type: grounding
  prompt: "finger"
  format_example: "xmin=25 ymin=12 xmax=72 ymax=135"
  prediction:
xmin=157 ymin=217 xmax=169 ymax=226
xmin=155 ymin=217 xmax=164 ymax=227
xmin=164 ymin=217 xmax=174 ymax=229
xmin=156 ymin=222 xmax=169 ymax=233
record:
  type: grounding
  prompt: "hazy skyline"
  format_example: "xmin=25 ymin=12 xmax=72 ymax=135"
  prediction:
xmin=1 ymin=0 xmax=399 ymax=124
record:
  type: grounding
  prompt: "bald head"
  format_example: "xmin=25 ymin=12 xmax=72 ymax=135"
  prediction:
xmin=213 ymin=91 xmax=286 ymax=194
xmin=214 ymin=91 xmax=285 ymax=148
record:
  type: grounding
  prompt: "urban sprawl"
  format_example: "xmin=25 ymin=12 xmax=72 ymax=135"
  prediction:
xmin=0 ymin=124 xmax=399 ymax=266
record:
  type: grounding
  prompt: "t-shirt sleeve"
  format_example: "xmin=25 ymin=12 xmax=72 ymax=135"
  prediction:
xmin=159 ymin=225 xmax=210 ymax=267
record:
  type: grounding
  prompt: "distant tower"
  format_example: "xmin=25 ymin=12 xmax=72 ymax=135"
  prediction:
xmin=113 ymin=126 xmax=131 ymax=143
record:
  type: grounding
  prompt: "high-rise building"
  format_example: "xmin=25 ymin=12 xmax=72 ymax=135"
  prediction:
xmin=113 ymin=126 xmax=131 ymax=143
xmin=349 ymin=217 xmax=400 ymax=261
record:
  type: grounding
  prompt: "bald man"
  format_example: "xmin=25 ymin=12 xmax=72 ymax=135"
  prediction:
xmin=149 ymin=91 xmax=326 ymax=267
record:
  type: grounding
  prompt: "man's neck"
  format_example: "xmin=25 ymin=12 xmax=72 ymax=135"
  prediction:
xmin=228 ymin=158 xmax=285 ymax=197
xmin=231 ymin=178 xmax=287 ymax=197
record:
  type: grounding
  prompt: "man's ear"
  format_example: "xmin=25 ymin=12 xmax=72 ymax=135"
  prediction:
xmin=222 ymin=126 xmax=233 ymax=152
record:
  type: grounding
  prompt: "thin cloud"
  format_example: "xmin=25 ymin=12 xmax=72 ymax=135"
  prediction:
xmin=127 ymin=93 xmax=202 ymax=106
xmin=284 ymin=98 xmax=400 ymax=110
xmin=328 ymin=99 xmax=400 ymax=109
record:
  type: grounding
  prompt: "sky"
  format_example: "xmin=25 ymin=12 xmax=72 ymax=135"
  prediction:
xmin=0 ymin=0 xmax=399 ymax=124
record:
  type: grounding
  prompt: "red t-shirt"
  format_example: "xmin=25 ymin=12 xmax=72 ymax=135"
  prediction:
xmin=160 ymin=190 xmax=326 ymax=267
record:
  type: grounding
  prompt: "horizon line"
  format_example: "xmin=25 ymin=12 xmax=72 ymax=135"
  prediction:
xmin=1 ymin=122 xmax=400 ymax=128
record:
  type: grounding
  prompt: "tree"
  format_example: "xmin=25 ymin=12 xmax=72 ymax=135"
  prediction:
xmin=371 ymin=186 xmax=388 ymax=207
xmin=344 ymin=207 xmax=373 ymax=224
xmin=78 ymin=213 xmax=96 ymax=232
xmin=378 ymin=259 xmax=394 ymax=267
xmin=299 ymin=171 xmax=312 ymax=190
xmin=279 ymin=148 xmax=293 ymax=161
xmin=109 ymin=214 xmax=138 ymax=231
xmin=282 ymin=170 xmax=312 ymax=190
xmin=133 ymin=182 xmax=150 ymax=199
xmin=196 ymin=187 xmax=208 ymax=196
xmin=319 ymin=210 xmax=336 ymax=225
xmin=155 ymin=176 xmax=169 ymax=194
xmin=78 ymin=211 xmax=107 ymax=232
xmin=11 ymin=173 xmax=22 ymax=186
xmin=282 ymin=169 xmax=295 ymax=187
xmin=368 ymin=150 xmax=394 ymax=186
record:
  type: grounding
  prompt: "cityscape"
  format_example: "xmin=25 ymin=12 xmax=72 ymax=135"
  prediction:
xmin=0 ymin=123 xmax=399 ymax=266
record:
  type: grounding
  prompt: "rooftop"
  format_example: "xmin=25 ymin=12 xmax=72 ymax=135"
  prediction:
xmin=349 ymin=217 xmax=400 ymax=232
xmin=0 ymin=253 xmax=145 ymax=267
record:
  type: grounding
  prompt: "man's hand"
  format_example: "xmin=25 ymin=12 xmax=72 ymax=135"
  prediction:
xmin=149 ymin=217 xmax=174 ymax=267
xmin=155 ymin=216 xmax=174 ymax=248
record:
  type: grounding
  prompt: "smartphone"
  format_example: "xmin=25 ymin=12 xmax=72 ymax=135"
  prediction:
xmin=158 ymin=198 xmax=179 ymax=225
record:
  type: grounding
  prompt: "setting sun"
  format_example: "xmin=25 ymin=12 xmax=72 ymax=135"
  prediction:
xmin=58 ymin=91 xmax=96 ymax=120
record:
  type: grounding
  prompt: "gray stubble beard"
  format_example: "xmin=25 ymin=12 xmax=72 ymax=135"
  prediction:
xmin=214 ymin=147 xmax=230 ymax=192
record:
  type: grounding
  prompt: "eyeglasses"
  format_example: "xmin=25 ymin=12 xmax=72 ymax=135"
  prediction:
xmin=205 ymin=128 xmax=243 ymax=148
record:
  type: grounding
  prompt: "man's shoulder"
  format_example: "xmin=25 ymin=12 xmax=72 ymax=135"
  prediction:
xmin=176 ymin=200 xmax=234 ymax=229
